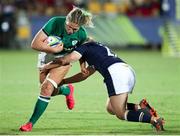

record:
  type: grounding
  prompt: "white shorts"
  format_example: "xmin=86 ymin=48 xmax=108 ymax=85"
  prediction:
xmin=106 ymin=63 xmax=136 ymax=96
xmin=37 ymin=52 xmax=66 ymax=70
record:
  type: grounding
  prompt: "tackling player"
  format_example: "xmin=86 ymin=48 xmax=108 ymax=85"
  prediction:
xmin=42 ymin=41 xmax=165 ymax=131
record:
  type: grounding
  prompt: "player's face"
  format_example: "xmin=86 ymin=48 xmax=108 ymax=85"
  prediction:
xmin=65 ymin=22 xmax=79 ymax=34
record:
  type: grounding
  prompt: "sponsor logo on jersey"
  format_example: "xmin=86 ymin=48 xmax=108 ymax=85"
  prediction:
xmin=72 ymin=40 xmax=78 ymax=46
xmin=63 ymin=45 xmax=77 ymax=52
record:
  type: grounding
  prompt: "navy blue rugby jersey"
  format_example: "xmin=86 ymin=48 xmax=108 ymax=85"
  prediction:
xmin=74 ymin=42 xmax=125 ymax=76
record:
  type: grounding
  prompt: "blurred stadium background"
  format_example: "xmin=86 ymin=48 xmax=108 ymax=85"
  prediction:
xmin=0 ymin=0 xmax=180 ymax=135
xmin=0 ymin=0 xmax=180 ymax=56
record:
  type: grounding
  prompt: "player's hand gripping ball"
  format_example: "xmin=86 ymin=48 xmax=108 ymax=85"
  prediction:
xmin=46 ymin=36 xmax=62 ymax=47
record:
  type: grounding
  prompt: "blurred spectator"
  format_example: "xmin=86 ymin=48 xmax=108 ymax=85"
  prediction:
xmin=54 ymin=0 xmax=75 ymax=16
xmin=38 ymin=0 xmax=55 ymax=6
xmin=116 ymin=0 xmax=129 ymax=14
xmin=88 ymin=0 xmax=102 ymax=15
xmin=16 ymin=9 xmax=31 ymax=49
xmin=126 ymin=0 xmax=160 ymax=17
xmin=63 ymin=0 xmax=74 ymax=12
xmin=124 ymin=0 xmax=138 ymax=16
xmin=0 ymin=0 xmax=16 ymax=49
xmin=103 ymin=0 xmax=118 ymax=17
xmin=136 ymin=0 xmax=160 ymax=17
xmin=74 ymin=0 xmax=88 ymax=8
xmin=160 ymin=0 xmax=177 ymax=19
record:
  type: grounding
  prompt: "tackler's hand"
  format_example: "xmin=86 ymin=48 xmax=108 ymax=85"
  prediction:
xmin=81 ymin=67 xmax=90 ymax=77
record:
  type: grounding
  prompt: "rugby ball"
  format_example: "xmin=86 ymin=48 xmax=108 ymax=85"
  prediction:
xmin=47 ymin=36 xmax=62 ymax=47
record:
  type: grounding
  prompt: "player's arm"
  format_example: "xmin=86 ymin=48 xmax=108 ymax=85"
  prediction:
xmin=42 ymin=51 xmax=82 ymax=71
xmin=31 ymin=30 xmax=63 ymax=53
xmin=62 ymin=66 xmax=96 ymax=84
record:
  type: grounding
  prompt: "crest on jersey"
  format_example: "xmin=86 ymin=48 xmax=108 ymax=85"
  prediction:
xmin=72 ymin=40 xmax=78 ymax=46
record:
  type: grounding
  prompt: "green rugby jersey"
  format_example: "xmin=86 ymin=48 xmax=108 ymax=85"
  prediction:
xmin=42 ymin=16 xmax=87 ymax=55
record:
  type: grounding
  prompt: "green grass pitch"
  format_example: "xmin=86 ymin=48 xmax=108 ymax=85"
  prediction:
xmin=0 ymin=50 xmax=180 ymax=135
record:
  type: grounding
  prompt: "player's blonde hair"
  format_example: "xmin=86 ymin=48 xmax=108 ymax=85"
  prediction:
xmin=66 ymin=7 xmax=94 ymax=28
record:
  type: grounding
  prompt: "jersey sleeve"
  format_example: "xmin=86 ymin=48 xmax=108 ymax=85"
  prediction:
xmin=42 ymin=17 xmax=57 ymax=36
xmin=74 ymin=44 xmax=87 ymax=56
xmin=78 ymin=27 xmax=87 ymax=45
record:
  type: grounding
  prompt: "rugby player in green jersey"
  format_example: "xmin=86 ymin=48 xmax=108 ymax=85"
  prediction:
xmin=19 ymin=7 xmax=93 ymax=132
